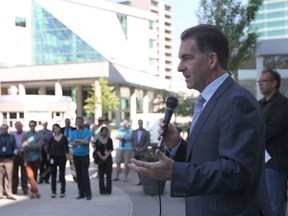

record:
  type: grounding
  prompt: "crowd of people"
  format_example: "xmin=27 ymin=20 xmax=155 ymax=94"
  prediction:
xmin=0 ymin=115 xmax=155 ymax=201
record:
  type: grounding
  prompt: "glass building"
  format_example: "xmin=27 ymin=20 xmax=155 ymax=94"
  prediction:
xmin=32 ymin=1 xmax=106 ymax=65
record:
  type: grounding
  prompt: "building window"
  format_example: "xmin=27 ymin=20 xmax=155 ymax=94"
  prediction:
xmin=117 ymin=14 xmax=128 ymax=38
xmin=149 ymin=21 xmax=155 ymax=30
xmin=26 ymin=88 xmax=40 ymax=95
xmin=15 ymin=17 xmax=26 ymax=27
xmin=149 ymin=58 xmax=157 ymax=66
xmin=149 ymin=39 xmax=156 ymax=49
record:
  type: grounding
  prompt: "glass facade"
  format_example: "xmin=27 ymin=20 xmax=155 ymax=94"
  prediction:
xmin=253 ymin=0 xmax=288 ymax=39
xmin=32 ymin=0 xmax=106 ymax=65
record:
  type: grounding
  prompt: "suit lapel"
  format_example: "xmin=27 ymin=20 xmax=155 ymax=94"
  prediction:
xmin=186 ymin=76 xmax=234 ymax=161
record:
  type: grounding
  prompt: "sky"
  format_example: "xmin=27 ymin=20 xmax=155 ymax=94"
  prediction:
xmin=163 ymin=0 xmax=201 ymax=82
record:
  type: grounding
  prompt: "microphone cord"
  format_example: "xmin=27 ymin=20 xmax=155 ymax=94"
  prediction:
xmin=158 ymin=180 xmax=162 ymax=216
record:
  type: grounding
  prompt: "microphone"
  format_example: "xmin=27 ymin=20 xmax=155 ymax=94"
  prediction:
xmin=158 ymin=96 xmax=178 ymax=148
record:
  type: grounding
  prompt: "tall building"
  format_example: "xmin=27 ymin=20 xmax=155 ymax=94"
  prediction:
xmin=253 ymin=0 xmax=288 ymax=40
xmin=116 ymin=0 xmax=173 ymax=79
xmin=0 ymin=0 xmax=173 ymax=127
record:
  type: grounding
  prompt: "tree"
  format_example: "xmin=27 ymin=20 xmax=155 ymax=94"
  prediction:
xmin=84 ymin=77 xmax=119 ymax=118
xmin=196 ymin=0 xmax=263 ymax=80
xmin=151 ymin=89 xmax=195 ymax=119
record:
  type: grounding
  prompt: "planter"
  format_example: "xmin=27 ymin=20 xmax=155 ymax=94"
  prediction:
xmin=141 ymin=175 xmax=166 ymax=195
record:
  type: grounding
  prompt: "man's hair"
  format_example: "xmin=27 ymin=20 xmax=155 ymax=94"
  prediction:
xmin=53 ymin=123 xmax=60 ymax=129
xmin=76 ymin=116 xmax=84 ymax=122
xmin=29 ymin=120 xmax=37 ymax=126
xmin=262 ymin=69 xmax=281 ymax=89
xmin=180 ymin=24 xmax=229 ymax=70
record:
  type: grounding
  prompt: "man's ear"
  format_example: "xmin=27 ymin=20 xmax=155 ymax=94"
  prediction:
xmin=208 ymin=52 xmax=218 ymax=70
xmin=271 ymin=79 xmax=277 ymax=88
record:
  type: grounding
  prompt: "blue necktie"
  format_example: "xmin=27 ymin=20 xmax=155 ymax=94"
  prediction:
xmin=190 ymin=95 xmax=206 ymax=134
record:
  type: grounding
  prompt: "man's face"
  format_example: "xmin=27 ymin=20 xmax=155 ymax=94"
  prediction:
xmin=76 ymin=119 xmax=84 ymax=129
xmin=29 ymin=123 xmax=36 ymax=132
xmin=42 ymin=122 xmax=48 ymax=129
xmin=138 ymin=120 xmax=143 ymax=129
xmin=1 ymin=125 xmax=8 ymax=134
xmin=258 ymin=72 xmax=276 ymax=96
xmin=65 ymin=119 xmax=71 ymax=127
xmin=177 ymin=38 xmax=211 ymax=92
xmin=124 ymin=122 xmax=130 ymax=129
xmin=15 ymin=122 xmax=23 ymax=132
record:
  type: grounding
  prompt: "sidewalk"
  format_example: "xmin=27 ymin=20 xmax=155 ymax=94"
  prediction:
xmin=0 ymin=164 xmax=185 ymax=216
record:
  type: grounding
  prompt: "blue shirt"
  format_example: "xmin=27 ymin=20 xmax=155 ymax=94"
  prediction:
xmin=69 ymin=128 xmax=91 ymax=156
xmin=116 ymin=127 xmax=133 ymax=150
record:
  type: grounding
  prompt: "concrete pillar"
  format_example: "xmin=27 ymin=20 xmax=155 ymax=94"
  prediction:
xmin=115 ymin=84 xmax=121 ymax=126
xmin=94 ymin=80 xmax=102 ymax=123
xmin=40 ymin=86 xmax=46 ymax=95
xmin=256 ymin=56 xmax=264 ymax=100
xmin=55 ymin=82 xmax=63 ymax=96
xmin=18 ymin=84 xmax=26 ymax=95
xmin=143 ymin=91 xmax=149 ymax=114
xmin=130 ymin=87 xmax=137 ymax=121
xmin=76 ymin=85 xmax=83 ymax=117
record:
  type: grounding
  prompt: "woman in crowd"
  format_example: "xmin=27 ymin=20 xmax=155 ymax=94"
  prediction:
xmin=94 ymin=127 xmax=113 ymax=195
xmin=47 ymin=123 xmax=68 ymax=198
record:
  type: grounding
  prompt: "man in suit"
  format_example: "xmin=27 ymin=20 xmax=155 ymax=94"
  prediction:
xmin=129 ymin=24 xmax=272 ymax=215
xmin=131 ymin=119 xmax=150 ymax=185
xmin=61 ymin=118 xmax=77 ymax=182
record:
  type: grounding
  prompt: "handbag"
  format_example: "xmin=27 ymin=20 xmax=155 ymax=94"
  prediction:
xmin=93 ymin=150 xmax=102 ymax=165
xmin=93 ymin=140 xmax=105 ymax=165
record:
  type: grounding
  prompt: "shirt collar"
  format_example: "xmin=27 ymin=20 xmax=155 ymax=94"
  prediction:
xmin=201 ymin=73 xmax=229 ymax=108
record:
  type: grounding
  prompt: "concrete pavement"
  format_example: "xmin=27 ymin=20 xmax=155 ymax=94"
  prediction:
xmin=0 ymin=163 xmax=185 ymax=216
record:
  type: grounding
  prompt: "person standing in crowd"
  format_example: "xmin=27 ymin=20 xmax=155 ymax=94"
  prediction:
xmin=114 ymin=120 xmax=133 ymax=182
xmin=0 ymin=124 xmax=17 ymax=200
xmin=38 ymin=121 xmax=53 ymax=184
xmin=129 ymin=24 xmax=272 ymax=215
xmin=70 ymin=116 xmax=92 ymax=200
xmin=94 ymin=127 xmax=113 ymax=195
xmin=91 ymin=116 xmax=106 ymax=142
xmin=258 ymin=69 xmax=288 ymax=216
xmin=61 ymin=118 xmax=77 ymax=182
xmin=47 ymin=123 xmax=68 ymax=198
xmin=11 ymin=121 xmax=28 ymax=195
xmin=22 ymin=120 xmax=43 ymax=199
xmin=131 ymin=119 xmax=150 ymax=185
xmin=90 ymin=116 xmax=109 ymax=178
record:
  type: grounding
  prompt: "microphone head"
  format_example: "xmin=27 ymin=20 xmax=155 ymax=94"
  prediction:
xmin=166 ymin=96 xmax=178 ymax=110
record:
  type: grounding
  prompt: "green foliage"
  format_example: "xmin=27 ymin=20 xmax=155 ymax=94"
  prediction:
xmin=84 ymin=77 xmax=119 ymax=117
xmin=98 ymin=77 xmax=119 ymax=115
xmin=196 ymin=0 xmax=263 ymax=78
xmin=151 ymin=89 xmax=195 ymax=118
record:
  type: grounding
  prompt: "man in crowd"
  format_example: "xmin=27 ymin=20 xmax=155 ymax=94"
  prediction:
xmin=131 ymin=119 xmax=150 ymax=185
xmin=0 ymin=124 xmax=17 ymax=200
xmin=70 ymin=116 xmax=92 ymax=200
xmin=11 ymin=121 xmax=28 ymax=195
xmin=114 ymin=120 xmax=133 ymax=182
xmin=22 ymin=120 xmax=43 ymax=199
xmin=258 ymin=69 xmax=288 ymax=216
xmin=38 ymin=121 xmax=53 ymax=184
xmin=61 ymin=118 xmax=77 ymax=182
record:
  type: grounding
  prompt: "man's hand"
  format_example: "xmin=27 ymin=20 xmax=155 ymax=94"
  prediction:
xmin=128 ymin=149 xmax=174 ymax=181
xmin=158 ymin=119 xmax=181 ymax=149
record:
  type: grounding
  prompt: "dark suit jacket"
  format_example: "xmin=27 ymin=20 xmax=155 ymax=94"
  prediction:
xmin=171 ymin=76 xmax=271 ymax=216
xmin=60 ymin=126 xmax=76 ymax=139
xmin=131 ymin=128 xmax=150 ymax=156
